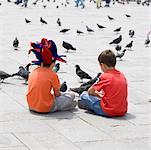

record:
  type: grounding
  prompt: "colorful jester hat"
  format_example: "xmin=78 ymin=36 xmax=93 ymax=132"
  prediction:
xmin=28 ymin=38 xmax=66 ymax=65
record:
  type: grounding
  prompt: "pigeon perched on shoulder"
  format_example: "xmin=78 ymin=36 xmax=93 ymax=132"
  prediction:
xmin=40 ymin=17 xmax=47 ymax=24
xmin=62 ymin=41 xmax=76 ymax=52
xmin=12 ymin=63 xmax=31 ymax=84
xmin=60 ymin=29 xmax=70 ymax=33
xmin=53 ymin=63 xmax=60 ymax=72
xmin=145 ymin=37 xmax=150 ymax=47
xmin=125 ymin=41 xmax=133 ymax=49
xmin=25 ymin=18 xmax=31 ymax=24
xmin=75 ymin=65 xmax=92 ymax=82
xmin=13 ymin=37 xmax=19 ymax=50
xmin=60 ymin=81 xmax=67 ymax=92
xmin=109 ymin=35 xmax=122 ymax=45
xmin=0 ymin=71 xmax=12 ymax=82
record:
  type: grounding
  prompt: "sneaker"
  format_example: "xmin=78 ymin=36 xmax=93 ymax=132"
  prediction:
xmin=78 ymin=100 xmax=88 ymax=110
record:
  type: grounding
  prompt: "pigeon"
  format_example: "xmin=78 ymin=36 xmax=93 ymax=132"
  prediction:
xmin=0 ymin=71 xmax=12 ymax=82
xmin=43 ymin=5 xmax=46 ymax=8
xmin=109 ymin=35 xmax=122 ymax=45
xmin=125 ymin=14 xmax=131 ymax=18
xmin=115 ymin=45 xmax=122 ymax=52
xmin=62 ymin=41 xmax=76 ymax=52
xmin=25 ymin=18 xmax=31 ymax=24
xmin=75 ymin=65 xmax=92 ymax=82
xmin=129 ymin=29 xmax=135 ymax=38
xmin=60 ymin=28 xmax=70 ymax=33
xmin=145 ymin=37 xmax=150 ymax=47
xmin=114 ymin=27 xmax=121 ymax=33
xmin=116 ymin=49 xmax=126 ymax=60
xmin=53 ymin=63 xmax=60 ymax=72
xmin=12 ymin=63 xmax=31 ymax=83
xmin=56 ymin=5 xmax=59 ymax=8
xmin=70 ymin=72 xmax=101 ymax=95
xmin=76 ymin=30 xmax=84 ymax=35
xmin=40 ymin=17 xmax=47 ymax=24
xmin=57 ymin=18 xmax=61 ymax=26
xmin=86 ymin=26 xmax=94 ymax=32
xmin=7 ymin=0 xmax=11 ymax=2
xmin=13 ymin=37 xmax=19 ymax=50
xmin=97 ymin=24 xmax=106 ymax=30
xmin=108 ymin=16 xmax=114 ymax=21
xmin=125 ymin=41 xmax=133 ymax=49
xmin=60 ymin=81 xmax=67 ymax=92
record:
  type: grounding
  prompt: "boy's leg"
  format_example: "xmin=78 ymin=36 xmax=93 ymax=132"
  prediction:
xmin=51 ymin=92 xmax=76 ymax=112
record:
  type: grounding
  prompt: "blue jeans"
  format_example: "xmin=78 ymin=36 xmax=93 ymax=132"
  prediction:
xmin=80 ymin=91 xmax=109 ymax=117
xmin=75 ymin=0 xmax=85 ymax=7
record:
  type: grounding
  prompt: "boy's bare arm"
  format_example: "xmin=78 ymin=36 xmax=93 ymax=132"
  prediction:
xmin=53 ymin=88 xmax=61 ymax=97
xmin=88 ymin=86 xmax=102 ymax=99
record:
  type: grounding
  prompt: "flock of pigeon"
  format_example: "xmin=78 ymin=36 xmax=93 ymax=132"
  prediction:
xmin=0 ymin=0 xmax=150 ymax=93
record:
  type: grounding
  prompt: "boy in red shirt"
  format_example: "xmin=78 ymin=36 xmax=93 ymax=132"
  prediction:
xmin=79 ymin=50 xmax=128 ymax=117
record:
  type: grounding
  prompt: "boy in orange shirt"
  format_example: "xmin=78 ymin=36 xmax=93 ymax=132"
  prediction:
xmin=26 ymin=39 xmax=76 ymax=113
xmin=78 ymin=50 xmax=128 ymax=117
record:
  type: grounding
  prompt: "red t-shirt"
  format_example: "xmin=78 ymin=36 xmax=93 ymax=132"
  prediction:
xmin=93 ymin=69 xmax=128 ymax=116
xmin=26 ymin=66 xmax=60 ymax=113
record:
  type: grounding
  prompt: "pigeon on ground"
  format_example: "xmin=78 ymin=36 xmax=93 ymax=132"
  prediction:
xmin=60 ymin=81 xmax=67 ymax=92
xmin=145 ymin=37 xmax=150 ymax=47
xmin=40 ymin=17 xmax=47 ymax=24
xmin=86 ymin=26 xmax=94 ymax=33
xmin=12 ymin=63 xmax=31 ymax=84
xmin=57 ymin=18 xmax=61 ymax=26
xmin=70 ymin=72 xmax=101 ymax=95
xmin=0 ymin=71 xmax=12 ymax=82
xmin=108 ymin=16 xmax=115 ymax=20
xmin=62 ymin=41 xmax=76 ymax=52
xmin=129 ymin=29 xmax=135 ymax=38
xmin=125 ymin=14 xmax=131 ymax=18
xmin=25 ymin=18 xmax=31 ymax=24
xmin=60 ymin=28 xmax=70 ymax=33
xmin=125 ymin=41 xmax=133 ymax=49
xmin=13 ymin=37 xmax=19 ymax=50
xmin=43 ymin=5 xmax=46 ymax=8
xmin=76 ymin=30 xmax=84 ymax=35
xmin=75 ymin=65 xmax=92 ymax=82
xmin=116 ymin=49 xmax=127 ymax=60
xmin=97 ymin=24 xmax=106 ymax=30
xmin=7 ymin=0 xmax=11 ymax=2
xmin=114 ymin=27 xmax=121 ymax=33
xmin=53 ymin=63 xmax=60 ymax=72
xmin=109 ymin=35 xmax=122 ymax=45
xmin=115 ymin=45 xmax=122 ymax=52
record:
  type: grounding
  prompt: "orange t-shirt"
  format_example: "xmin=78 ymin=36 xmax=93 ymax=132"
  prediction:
xmin=93 ymin=69 xmax=128 ymax=117
xmin=26 ymin=66 xmax=60 ymax=113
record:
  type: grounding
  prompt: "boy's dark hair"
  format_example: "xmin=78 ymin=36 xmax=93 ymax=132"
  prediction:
xmin=98 ymin=50 xmax=116 ymax=67
xmin=43 ymin=59 xmax=56 ymax=68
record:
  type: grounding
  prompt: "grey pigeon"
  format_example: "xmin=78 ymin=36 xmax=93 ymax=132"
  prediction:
xmin=86 ymin=26 xmax=94 ymax=33
xmin=57 ymin=18 xmax=61 ymax=26
xmin=25 ymin=18 xmax=31 ymax=23
xmin=12 ymin=63 xmax=31 ymax=83
xmin=116 ymin=49 xmax=126 ymax=60
xmin=62 ymin=41 xmax=76 ymax=52
xmin=0 ymin=71 xmax=12 ymax=82
xmin=114 ymin=27 xmax=121 ymax=33
xmin=40 ymin=17 xmax=47 ymax=24
xmin=75 ymin=65 xmax=92 ymax=82
xmin=115 ymin=45 xmax=122 ymax=52
xmin=125 ymin=14 xmax=131 ymax=18
xmin=60 ymin=28 xmax=70 ymax=33
xmin=13 ymin=37 xmax=19 ymax=50
xmin=125 ymin=41 xmax=133 ymax=49
xmin=145 ymin=37 xmax=150 ymax=47
xmin=60 ymin=81 xmax=67 ymax=92
xmin=108 ymin=16 xmax=114 ymax=21
xmin=109 ymin=35 xmax=122 ymax=45
xmin=53 ymin=63 xmax=60 ymax=73
xmin=77 ymin=30 xmax=84 ymax=35
xmin=97 ymin=24 xmax=106 ymax=30
xmin=129 ymin=29 xmax=135 ymax=38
